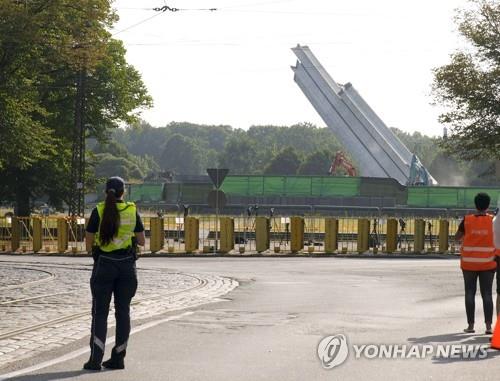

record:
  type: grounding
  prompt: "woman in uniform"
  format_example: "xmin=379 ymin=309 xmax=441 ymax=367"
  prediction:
xmin=83 ymin=176 xmax=145 ymax=371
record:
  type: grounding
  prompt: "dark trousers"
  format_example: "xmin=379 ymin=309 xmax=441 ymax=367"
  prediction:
xmin=89 ymin=253 xmax=138 ymax=363
xmin=462 ymin=269 xmax=495 ymax=325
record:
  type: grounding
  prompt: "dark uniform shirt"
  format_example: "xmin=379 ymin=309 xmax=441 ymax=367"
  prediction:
xmin=86 ymin=201 xmax=145 ymax=254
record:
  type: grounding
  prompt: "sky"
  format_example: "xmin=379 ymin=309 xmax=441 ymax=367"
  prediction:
xmin=112 ymin=0 xmax=471 ymax=137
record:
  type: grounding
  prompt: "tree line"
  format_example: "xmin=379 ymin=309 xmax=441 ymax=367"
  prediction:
xmin=95 ymin=120 xmax=498 ymax=187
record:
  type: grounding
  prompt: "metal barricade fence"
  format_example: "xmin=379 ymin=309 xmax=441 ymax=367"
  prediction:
xmin=163 ymin=215 xmax=185 ymax=253
xmin=198 ymin=215 xmax=219 ymax=253
xmin=304 ymin=217 xmax=324 ymax=253
xmin=67 ymin=217 xmax=86 ymax=253
xmin=448 ymin=218 xmax=461 ymax=253
xmin=142 ymin=216 xmax=152 ymax=253
xmin=41 ymin=217 xmax=58 ymax=253
xmin=0 ymin=217 xmax=12 ymax=252
xmin=15 ymin=217 xmax=33 ymax=253
xmin=338 ymin=218 xmax=357 ymax=253
xmin=397 ymin=217 xmax=414 ymax=253
xmin=234 ymin=215 xmax=256 ymax=254
xmin=0 ymin=215 xmax=472 ymax=255
xmin=270 ymin=216 xmax=291 ymax=253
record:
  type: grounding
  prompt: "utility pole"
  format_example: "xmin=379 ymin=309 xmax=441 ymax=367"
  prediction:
xmin=68 ymin=70 xmax=86 ymax=217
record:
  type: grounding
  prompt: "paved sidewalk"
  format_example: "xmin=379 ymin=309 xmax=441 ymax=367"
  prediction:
xmin=0 ymin=258 xmax=237 ymax=373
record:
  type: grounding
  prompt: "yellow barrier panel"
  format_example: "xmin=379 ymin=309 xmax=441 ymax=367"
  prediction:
xmin=185 ymin=217 xmax=199 ymax=253
xmin=220 ymin=217 xmax=234 ymax=253
xmin=255 ymin=217 xmax=270 ymax=253
xmin=439 ymin=220 xmax=449 ymax=253
xmin=324 ymin=218 xmax=338 ymax=253
xmin=290 ymin=216 xmax=304 ymax=253
xmin=11 ymin=217 xmax=20 ymax=252
xmin=414 ymin=219 xmax=425 ymax=253
xmin=57 ymin=218 xmax=68 ymax=253
xmin=32 ymin=217 xmax=42 ymax=253
xmin=357 ymin=219 xmax=369 ymax=253
xmin=150 ymin=217 xmax=164 ymax=253
xmin=386 ymin=219 xmax=398 ymax=253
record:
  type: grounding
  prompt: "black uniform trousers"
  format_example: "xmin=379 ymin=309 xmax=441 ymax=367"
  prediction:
xmin=89 ymin=251 xmax=138 ymax=363
xmin=462 ymin=269 xmax=495 ymax=325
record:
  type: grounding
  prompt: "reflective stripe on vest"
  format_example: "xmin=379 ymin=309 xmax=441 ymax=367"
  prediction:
xmin=95 ymin=201 xmax=137 ymax=252
xmin=460 ymin=214 xmax=497 ymax=271
xmin=462 ymin=256 xmax=496 ymax=263
xmin=462 ymin=247 xmax=495 ymax=253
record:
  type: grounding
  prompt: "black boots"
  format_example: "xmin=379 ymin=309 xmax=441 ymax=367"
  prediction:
xmin=84 ymin=349 xmax=125 ymax=370
xmin=102 ymin=349 xmax=125 ymax=370
xmin=83 ymin=360 xmax=101 ymax=371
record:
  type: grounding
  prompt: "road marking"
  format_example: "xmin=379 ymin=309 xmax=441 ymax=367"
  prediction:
xmin=0 ymin=311 xmax=195 ymax=380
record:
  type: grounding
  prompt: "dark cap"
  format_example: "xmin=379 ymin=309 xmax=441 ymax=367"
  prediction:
xmin=105 ymin=176 xmax=125 ymax=194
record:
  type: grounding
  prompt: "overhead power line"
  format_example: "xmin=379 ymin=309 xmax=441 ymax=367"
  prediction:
xmin=153 ymin=5 xmax=217 ymax=12
xmin=113 ymin=3 xmax=218 ymax=36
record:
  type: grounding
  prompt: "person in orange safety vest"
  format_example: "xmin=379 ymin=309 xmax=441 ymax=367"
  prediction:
xmin=455 ymin=192 xmax=496 ymax=334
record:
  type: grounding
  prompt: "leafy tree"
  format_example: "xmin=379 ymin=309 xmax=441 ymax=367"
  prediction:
xmin=264 ymin=147 xmax=302 ymax=175
xmin=90 ymin=140 xmax=159 ymax=182
xmin=297 ymin=150 xmax=333 ymax=175
xmin=0 ymin=1 xmax=151 ymax=215
xmin=93 ymin=154 xmax=143 ymax=180
xmin=160 ymin=134 xmax=202 ymax=174
xmin=218 ymin=134 xmax=258 ymax=174
xmin=432 ymin=0 xmax=500 ymax=160
xmin=390 ymin=128 xmax=440 ymax=168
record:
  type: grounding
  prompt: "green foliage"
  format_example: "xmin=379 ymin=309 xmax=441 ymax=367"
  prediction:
xmin=218 ymin=133 xmax=258 ymax=174
xmin=390 ymin=128 xmax=439 ymax=168
xmin=433 ymin=0 xmax=500 ymax=160
xmin=0 ymin=0 xmax=151 ymax=214
xmin=246 ymin=122 xmax=342 ymax=169
xmin=90 ymin=140 xmax=159 ymax=183
xmin=159 ymin=134 xmax=203 ymax=175
xmin=93 ymin=154 xmax=140 ymax=180
xmin=297 ymin=150 xmax=333 ymax=175
xmin=264 ymin=147 xmax=302 ymax=175
xmin=113 ymin=121 xmax=342 ymax=176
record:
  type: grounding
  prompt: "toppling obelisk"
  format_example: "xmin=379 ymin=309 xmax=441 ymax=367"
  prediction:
xmin=291 ymin=44 xmax=435 ymax=185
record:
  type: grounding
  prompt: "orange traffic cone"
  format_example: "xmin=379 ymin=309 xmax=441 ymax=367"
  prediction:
xmin=492 ymin=315 xmax=500 ymax=350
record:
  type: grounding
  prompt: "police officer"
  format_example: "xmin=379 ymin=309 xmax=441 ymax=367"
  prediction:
xmin=455 ymin=192 xmax=496 ymax=334
xmin=83 ymin=177 xmax=145 ymax=371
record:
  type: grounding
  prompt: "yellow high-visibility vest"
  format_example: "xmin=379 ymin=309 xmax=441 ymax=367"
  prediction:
xmin=96 ymin=201 xmax=136 ymax=252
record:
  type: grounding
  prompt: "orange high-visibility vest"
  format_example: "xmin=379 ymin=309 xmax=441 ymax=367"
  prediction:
xmin=460 ymin=214 xmax=497 ymax=271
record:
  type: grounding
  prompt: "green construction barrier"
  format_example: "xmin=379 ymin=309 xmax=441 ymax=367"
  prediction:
xmin=408 ymin=186 xmax=500 ymax=208
xmin=221 ymin=175 xmax=360 ymax=198
xmin=128 ymin=183 xmax=164 ymax=202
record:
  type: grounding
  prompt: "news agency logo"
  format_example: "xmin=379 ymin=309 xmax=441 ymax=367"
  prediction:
xmin=317 ymin=334 xmax=349 ymax=369
xmin=317 ymin=334 xmax=489 ymax=369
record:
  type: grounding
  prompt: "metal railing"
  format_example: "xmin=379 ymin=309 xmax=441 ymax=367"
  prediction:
xmin=0 ymin=214 xmax=468 ymax=255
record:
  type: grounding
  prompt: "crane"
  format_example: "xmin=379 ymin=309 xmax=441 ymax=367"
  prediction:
xmin=329 ymin=151 xmax=357 ymax=177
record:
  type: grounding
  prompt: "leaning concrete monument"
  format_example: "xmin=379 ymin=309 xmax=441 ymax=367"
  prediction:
xmin=291 ymin=44 xmax=436 ymax=185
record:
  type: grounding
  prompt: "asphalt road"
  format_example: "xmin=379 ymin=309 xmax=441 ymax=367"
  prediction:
xmin=2 ymin=256 xmax=500 ymax=381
